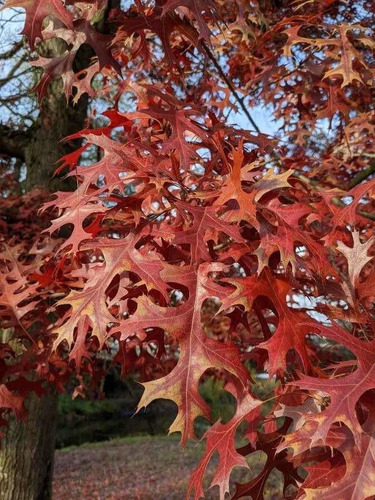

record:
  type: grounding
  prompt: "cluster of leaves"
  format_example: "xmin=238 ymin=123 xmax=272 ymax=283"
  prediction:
xmin=1 ymin=0 xmax=375 ymax=498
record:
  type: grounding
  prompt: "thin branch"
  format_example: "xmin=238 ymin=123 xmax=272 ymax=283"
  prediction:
xmin=358 ymin=210 xmax=375 ymax=220
xmin=0 ymin=52 xmax=29 ymax=89
xmin=245 ymin=47 xmax=320 ymax=100
xmin=349 ymin=163 xmax=375 ymax=189
xmin=201 ymin=40 xmax=261 ymax=134
xmin=0 ymin=39 xmax=24 ymax=59
xmin=0 ymin=90 xmax=32 ymax=102
xmin=297 ymin=173 xmax=375 ymax=222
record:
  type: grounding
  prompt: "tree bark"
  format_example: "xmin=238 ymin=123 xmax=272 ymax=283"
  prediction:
xmin=0 ymin=394 xmax=58 ymax=500
xmin=0 ymin=42 xmax=89 ymax=500
xmin=23 ymin=85 xmax=88 ymax=192
xmin=0 ymin=125 xmax=30 ymax=161
xmin=0 ymin=3 xmax=119 ymax=498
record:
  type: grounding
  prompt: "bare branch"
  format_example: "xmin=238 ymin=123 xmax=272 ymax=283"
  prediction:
xmin=0 ymin=39 xmax=25 ymax=59
xmin=201 ymin=41 xmax=261 ymax=134
xmin=0 ymin=52 xmax=29 ymax=89
xmin=349 ymin=163 xmax=375 ymax=188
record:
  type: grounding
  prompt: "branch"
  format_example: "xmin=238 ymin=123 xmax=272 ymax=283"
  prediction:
xmin=349 ymin=160 xmax=375 ymax=189
xmin=0 ymin=124 xmax=31 ymax=160
xmin=0 ymin=53 xmax=29 ymax=89
xmin=0 ymin=40 xmax=25 ymax=60
xmin=297 ymin=173 xmax=375 ymax=222
xmin=201 ymin=41 xmax=261 ymax=134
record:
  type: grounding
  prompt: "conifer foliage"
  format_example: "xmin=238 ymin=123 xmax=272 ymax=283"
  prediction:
xmin=1 ymin=0 xmax=375 ymax=498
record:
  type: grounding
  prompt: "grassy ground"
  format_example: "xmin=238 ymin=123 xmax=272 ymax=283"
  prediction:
xmin=53 ymin=435 xmax=206 ymax=500
xmin=53 ymin=435 xmax=283 ymax=500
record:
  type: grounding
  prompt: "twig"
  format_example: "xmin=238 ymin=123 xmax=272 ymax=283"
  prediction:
xmin=0 ymin=53 xmax=29 ymax=89
xmin=201 ymin=40 xmax=261 ymax=134
xmin=0 ymin=39 xmax=25 ymax=59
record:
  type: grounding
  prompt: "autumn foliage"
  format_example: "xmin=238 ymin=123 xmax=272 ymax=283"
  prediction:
xmin=1 ymin=0 xmax=375 ymax=498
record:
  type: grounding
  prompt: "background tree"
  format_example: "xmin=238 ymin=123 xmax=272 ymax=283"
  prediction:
xmin=0 ymin=1 xmax=375 ymax=499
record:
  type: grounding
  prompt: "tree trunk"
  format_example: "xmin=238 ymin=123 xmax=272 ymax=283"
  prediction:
xmin=0 ymin=45 xmax=89 ymax=500
xmin=0 ymin=394 xmax=58 ymax=500
xmin=0 ymin=4 xmax=118 ymax=497
xmin=23 ymin=79 xmax=88 ymax=192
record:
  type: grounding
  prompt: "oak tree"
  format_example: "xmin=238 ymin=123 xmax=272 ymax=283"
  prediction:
xmin=1 ymin=0 xmax=375 ymax=499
